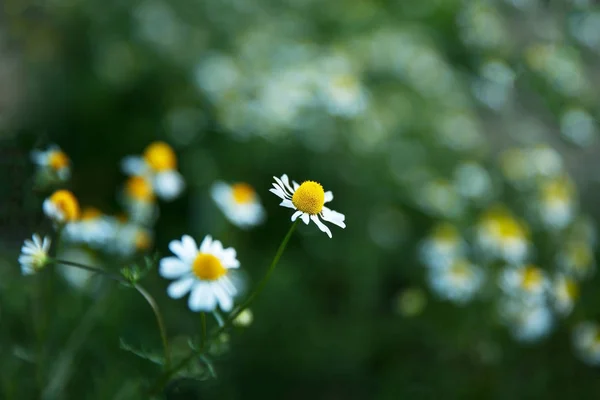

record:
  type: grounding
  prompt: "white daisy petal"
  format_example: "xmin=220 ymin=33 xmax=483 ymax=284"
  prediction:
xmin=269 ymin=187 xmax=287 ymax=200
xmin=220 ymin=276 xmax=238 ymax=296
xmin=169 ymin=239 xmax=195 ymax=263
xmin=199 ymin=235 xmax=213 ymax=253
xmin=167 ymin=277 xmax=195 ymax=299
xmin=311 ymin=215 xmax=332 ymax=238
xmin=293 ymin=181 xmax=300 ymax=191
xmin=121 ymin=156 xmax=148 ymax=176
xmin=280 ymin=174 xmax=295 ymax=194
xmin=181 ymin=235 xmax=198 ymax=258
xmin=189 ymin=282 xmax=217 ymax=312
xmin=211 ymin=182 xmax=231 ymax=205
xmin=153 ymin=171 xmax=185 ymax=201
xmin=280 ymin=199 xmax=295 ymax=209
xmin=324 ymin=191 xmax=334 ymax=203
xmin=301 ymin=213 xmax=310 ymax=225
xmin=213 ymin=282 xmax=234 ymax=312
xmin=291 ymin=210 xmax=303 ymax=221
xmin=321 ymin=207 xmax=346 ymax=228
xmin=159 ymin=257 xmax=190 ymax=278
xmin=274 ymin=176 xmax=293 ymax=196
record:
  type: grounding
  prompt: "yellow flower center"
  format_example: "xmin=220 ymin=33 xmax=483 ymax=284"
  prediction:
xmin=542 ymin=179 xmax=572 ymax=203
xmin=433 ymin=223 xmax=459 ymax=244
xmin=292 ymin=181 xmax=325 ymax=215
xmin=135 ymin=231 xmax=152 ymax=250
xmin=450 ymin=260 xmax=472 ymax=279
xmin=48 ymin=150 xmax=69 ymax=170
xmin=125 ymin=176 xmax=155 ymax=201
xmin=81 ymin=207 xmax=102 ymax=221
xmin=231 ymin=183 xmax=256 ymax=204
xmin=192 ymin=253 xmax=227 ymax=281
xmin=565 ymin=279 xmax=579 ymax=300
xmin=50 ymin=190 xmax=80 ymax=222
xmin=497 ymin=217 xmax=526 ymax=240
xmin=143 ymin=141 xmax=177 ymax=172
xmin=522 ymin=266 xmax=543 ymax=291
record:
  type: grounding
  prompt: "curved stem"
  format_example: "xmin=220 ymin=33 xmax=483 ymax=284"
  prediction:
xmin=51 ymin=259 xmax=125 ymax=283
xmin=133 ymin=284 xmax=171 ymax=371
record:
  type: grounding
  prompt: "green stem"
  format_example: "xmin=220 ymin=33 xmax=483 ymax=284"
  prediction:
xmin=151 ymin=221 xmax=299 ymax=393
xmin=52 ymin=259 xmax=171 ymax=371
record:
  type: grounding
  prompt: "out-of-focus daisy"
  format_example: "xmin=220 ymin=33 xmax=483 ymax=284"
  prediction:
xmin=63 ymin=207 xmax=115 ymax=248
xmin=19 ymin=234 xmax=51 ymax=275
xmin=536 ymin=176 xmax=576 ymax=230
xmin=270 ymin=174 xmax=346 ymax=238
xmin=475 ymin=207 xmax=530 ymax=264
xmin=57 ymin=247 xmax=104 ymax=294
xmin=31 ymin=145 xmax=71 ymax=181
xmin=122 ymin=141 xmax=185 ymax=201
xmin=557 ymin=240 xmax=595 ymax=280
xmin=500 ymin=146 xmax=563 ymax=187
xmin=552 ymin=274 xmax=579 ymax=316
xmin=419 ymin=223 xmax=466 ymax=270
xmin=573 ymin=321 xmax=600 ymax=366
xmin=499 ymin=265 xmax=550 ymax=304
xmin=113 ymin=222 xmax=153 ymax=257
xmin=211 ymin=181 xmax=265 ymax=229
xmin=498 ymin=297 xmax=554 ymax=342
xmin=159 ymin=235 xmax=242 ymax=312
xmin=417 ymin=178 xmax=465 ymax=219
xmin=43 ymin=190 xmax=80 ymax=224
xmin=232 ymin=308 xmax=254 ymax=327
xmin=428 ymin=259 xmax=485 ymax=305
xmin=319 ymin=71 xmax=368 ymax=117
xmin=122 ymin=176 xmax=158 ymax=225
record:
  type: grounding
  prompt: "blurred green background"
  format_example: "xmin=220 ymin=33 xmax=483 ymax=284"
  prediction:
xmin=2 ymin=0 xmax=600 ymax=398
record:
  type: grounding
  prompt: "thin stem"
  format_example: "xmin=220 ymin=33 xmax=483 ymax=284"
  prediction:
xmin=51 ymin=259 xmax=125 ymax=283
xmin=134 ymin=284 xmax=171 ymax=371
xmin=151 ymin=221 xmax=299 ymax=392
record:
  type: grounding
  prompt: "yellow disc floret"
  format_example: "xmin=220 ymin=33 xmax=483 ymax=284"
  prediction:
xmin=292 ymin=181 xmax=325 ymax=215
xmin=143 ymin=141 xmax=177 ymax=171
xmin=48 ymin=150 xmax=70 ymax=171
xmin=126 ymin=176 xmax=155 ymax=201
xmin=192 ymin=253 xmax=227 ymax=281
xmin=50 ymin=190 xmax=80 ymax=222
xmin=81 ymin=207 xmax=102 ymax=221
xmin=522 ymin=266 xmax=543 ymax=291
xmin=231 ymin=183 xmax=255 ymax=204
xmin=135 ymin=231 xmax=152 ymax=251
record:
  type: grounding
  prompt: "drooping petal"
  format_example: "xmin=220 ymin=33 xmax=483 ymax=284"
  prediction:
xmin=321 ymin=207 xmax=346 ymax=228
xmin=301 ymin=213 xmax=310 ymax=225
xmin=280 ymin=199 xmax=295 ymax=209
xmin=167 ymin=277 xmax=195 ymax=299
xmin=324 ymin=191 xmax=334 ymax=203
xmin=188 ymin=283 xmax=217 ymax=312
xmin=159 ymin=257 xmax=190 ymax=278
xmin=153 ymin=171 xmax=185 ymax=201
xmin=274 ymin=176 xmax=294 ymax=196
xmin=269 ymin=187 xmax=287 ymax=200
xmin=291 ymin=210 xmax=303 ymax=221
xmin=311 ymin=215 xmax=332 ymax=238
xmin=280 ymin=174 xmax=295 ymax=194
xmin=213 ymin=282 xmax=234 ymax=312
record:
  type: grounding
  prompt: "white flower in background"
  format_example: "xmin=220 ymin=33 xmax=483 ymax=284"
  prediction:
xmin=453 ymin=162 xmax=492 ymax=201
xmin=536 ymin=177 xmax=576 ymax=230
xmin=417 ymin=179 xmax=465 ymax=219
xmin=500 ymin=146 xmax=563 ymax=187
xmin=270 ymin=174 xmax=346 ymax=238
xmin=471 ymin=59 xmax=515 ymax=111
xmin=560 ymin=107 xmax=597 ymax=148
xmin=499 ymin=265 xmax=550 ymax=304
xmin=556 ymin=240 xmax=595 ymax=280
xmin=31 ymin=145 xmax=71 ymax=181
xmin=428 ymin=259 xmax=485 ymax=305
xmin=232 ymin=309 xmax=254 ymax=327
xmin=552 ymin=274 xmax=579 ymax=316
xmin=159 ymin=235 xmax=242 ymax=312
xmin=319 ymin=71 xmax=367 ymax=117
xmin=419 ymin=223 xmax=466 ymax=270
xmin=211 ymin=181 xmax=266 ymax=229
xmin=57 ymin=247 xmax=104 ymax=293
xmin=475 ymin=207 xmax=529 ymax=265
xmin=113 ymin=222 xmax=153 ymax=257
xmin=122 ymin=141 xmax=185 ymax=201
xmin=43 ymin=190 xmax=81 ymax=224
xmin=121 ymin=176 xmax=158 ymax=226
xmin=194 ymin=53 xmax=241 ymax=101
xmin=573 ymin=321 xmax=600 ymax=366
xmin=499 ymin=297 xmax=554 ymax=343
xmin=19 ymin=234 xmax=51 ymax=275
xmin=63 ymin=207 xmax=116 ymax=249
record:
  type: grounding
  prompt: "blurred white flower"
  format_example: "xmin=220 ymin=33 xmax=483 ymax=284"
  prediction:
xmin=211 ymin=181 xmax=266 ymax=229
xmin=453 ymin=162 xmax=492 ymax=201
xmin=499 ymin=297 xmax=554 ymax=342
xmin=552 ymin=274 xmax=579 ymax=316
xmin=560 ymin=107 xmax=597 ymax=147
xmin=417 ymin=179 xmax=465 ymax=219
xmin=556 ymin=240 xmax=595 ymax=280
xmin=419 ymin=223 xmax=466 ymax=270
xmin=472 ymin=60 xmax=515 ymax=111
xmin=319 ymin=71 xmax=367 ymax=117
xmin=113 ymin=222 xmax=153 ymax=258
xmin=428 ymin=259 xmax=485 ymax=305
xmin=270 ymin=174 xmax=346 ymax=238
xmin=536 ymin=176 xmax=576 ymax=230
xmin=31 ymin=145 xmax=71 ymax=182
xmin=573 ymin=321 xmax=600 ymax=366
xmin=57 ymin=247 xmax=104 ymax=293
xmin=194 ymin=53 xmax=241 ymax=101
xmin=63 ymin=207 xmax=116 ymax=249
xmin=232 ymin=308 xmax=254 ymax=327
xmin=19 ymin=234 xmax=51 ymax=275
xmin=121 ymin=176 xmax=158 ymax=226
xmin=499 ymin=265 xmax=550 ymax=305
xmin=159 ymin=235 xmax=242 ymax=312
xmin=475 ymin=207 xmax=530 ymax=265
xmin=122 ymin=141 xmax=185 ymax=201
xmin=43 ymin=190 xmax=81 ymax=224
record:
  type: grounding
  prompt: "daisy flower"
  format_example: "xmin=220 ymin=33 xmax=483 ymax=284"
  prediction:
xmin=122 ymin=176 xmax=158 ymax=225
xmin=43 ymin=190 xmax=80 ymax=224
xmin=573 ymin=321 xmax=600 ymax=366
xmin=536 ymin=176 xmax=576 ymax=230
xmin=475 ymin=207 xmax=530 ymax=265
xmin=113 ymin=222 xmax=154 ymax=257
xmin=498 ymin=297 xmax=554 ymax=343
xmin=31 ymin=145 xmax=71 ymax=181
xmin=556 ymin=240 xmax=595 ymax=279
xmin=211 ymin=181 xmax=266 ymax=229
xmin=19 ymin=234 xmax=51 ymax=275
xmin=499 ymin=264 xmax=551 ymax=304
xmin=552 ymin=274 xmax=579 ymax=316
xmin=427 ymin=259 xmax=485 ymax=305
xmin=121 ymin=141 xmax=185 ymax=201
xmin=63 ymin=207 xmax=115 ymax=248
xmin=270 ymin=174 xmax=346 ymax=238
xmin=159 ymin=235 xmax=242 ymax=312
xmin=419 ymin=223 xmax=466 ymax=270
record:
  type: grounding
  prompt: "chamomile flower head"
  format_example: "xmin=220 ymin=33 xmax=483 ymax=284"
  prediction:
xmin=573 ymin=321 xmax=600 ymax=366
xmin=428 ymin=259 xmax=485 ymax=305
xmin=121 ymin=141 xmax=185 ymax=201
xmin=270 ymin=174 xmax=346 ymax=238
xmin=499 ymin=297 xmax=554 ymax=343
xmin=475 ymin=206 xmax=529 ymax=265
xmin=211 ymin=181 xmax=266 ymax=229
xmin=556 ymin=240 xmax=595 ymax=279
xmin=122 ymin=176 xmax=158 ymax=225
xmin=31 ymin=145 xmax=71 ymax=181
xmin=552 ymin=274 xmax=579 ymax=316
xmin=419 ymin=223 xmax=466 ymax=270
xmin=536 ymin=176 xmax=576 ymax=230
xmin=63 ymin=207 xmax=115 ymax=249
xmin=113 ymin=222 xmax=154 ymax=257
xmin=159 ymin=235 xmax=242 ymax=312
xmin=43 ymin=190 xmax=80 ymax=224
xmin=19 ymin=234 xmax=51 ymax=275
xmin=499 ymin=264 xmax=551 ymax=304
